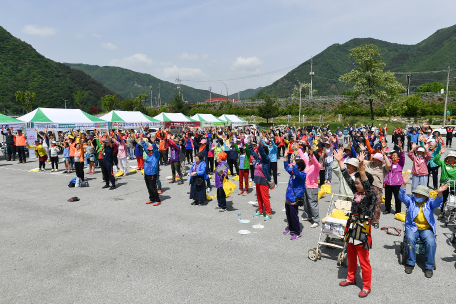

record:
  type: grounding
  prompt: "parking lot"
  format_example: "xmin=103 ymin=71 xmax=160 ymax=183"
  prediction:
xmin=1 ymin=151 xmax=456 ymax=303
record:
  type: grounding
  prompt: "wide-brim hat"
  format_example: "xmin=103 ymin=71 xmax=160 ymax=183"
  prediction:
xmin=445 ymin=151 xmax=456 ymax=159
xmin=372 ymin=153 xmax=384 ymax=162
xmin=412 ymin=185 xmax=430 ymax=198
xmin=344 ymin=157 xmax=359 ymax=168
xmin=417 ymin=147 xmax=425 ymax=153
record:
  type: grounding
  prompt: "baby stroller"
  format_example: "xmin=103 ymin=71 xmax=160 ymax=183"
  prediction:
xmin=442 ymin=180 xmax=456 ymax=228
xmin=398 ymin=206 xmax=436 ymax=269
xmin=308 ymin=193 xmax=353 ymax=266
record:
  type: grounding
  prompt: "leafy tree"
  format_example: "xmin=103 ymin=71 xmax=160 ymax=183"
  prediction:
xmin=101 ymin=94 xmax=118 ymax=112
xmin=257 ymin=94 xmax=279 ymax=123
xmin=339 ymin=44 xmax=405 ymax=120
xmin=133 ymin=94 xmax=148 ymax=113
xmin=73 ymin=90 xmax=87 ymax=109
xmin=169 ymin=93 xmax=189 ymax=115
xmin=291 ymin=81 xmax=317 ymax=99
xmin=415 ymin=82 xmax=445 ymax=93
xmin=15 ymin=90 xmax=36 ymax=113
xmin=119 ymin=98 xmax=135 ymax=111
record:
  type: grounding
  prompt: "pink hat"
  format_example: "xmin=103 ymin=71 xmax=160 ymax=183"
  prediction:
xmin=147 ymin=145 xmax=153 ymax=150
xmin=200 ymin=139 xmax=207 ymax=144
xmin=372 ymin=153 xmax=384 ymax=162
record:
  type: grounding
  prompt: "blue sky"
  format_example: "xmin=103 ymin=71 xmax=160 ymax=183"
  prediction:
xmin=2 ymin=0 xmax=456 ymax=95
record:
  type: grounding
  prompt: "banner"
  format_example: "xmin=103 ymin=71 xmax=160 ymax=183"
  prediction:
xmin=26 ymin=128 xmax=37 ymax=159
xmin=0 ymin=123 xmax=26 ymax=132
xmin=30 ymin=122 xmax=110 ymax=130
xmin=112 ymin=121 xmax=161 ymax=129
xmin=201 ymin=122 xmax=225 ymax=127
xmin=164 ymin=121 xmax=200 ymax=128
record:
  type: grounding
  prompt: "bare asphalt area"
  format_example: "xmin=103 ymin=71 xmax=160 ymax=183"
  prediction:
xmin=1 ymin=150 xmax=455 ymax=303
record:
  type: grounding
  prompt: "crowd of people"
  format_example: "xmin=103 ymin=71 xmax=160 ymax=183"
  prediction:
xmin=2 ymin=122 xmax=456 ymax=298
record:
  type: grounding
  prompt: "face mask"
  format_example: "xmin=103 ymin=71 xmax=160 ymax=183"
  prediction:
xmin=414 ymin=196 xmax=425 ymax=203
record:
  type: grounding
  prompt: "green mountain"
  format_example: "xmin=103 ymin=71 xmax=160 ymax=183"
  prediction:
xmin=65 ymin=63 xmax=224 ymax=104
xmin=228 ymin=87 xmax=263 ymax=99
xmin=256 ymin=24 xmax=456 ymax=98
xmin=0 ymin=26 xmax=118 ymax=115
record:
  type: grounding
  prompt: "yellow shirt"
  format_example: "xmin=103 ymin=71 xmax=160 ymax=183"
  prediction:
xmin=414 ymin=204 xmax=431 ymax=230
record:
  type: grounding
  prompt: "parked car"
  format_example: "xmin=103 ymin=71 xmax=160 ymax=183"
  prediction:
xmin=432 ymin=126 xmax=456 ymax=136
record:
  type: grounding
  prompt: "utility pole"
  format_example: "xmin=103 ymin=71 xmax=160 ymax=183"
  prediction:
xmin=298 ymin=82 xmax=302 ymax=123
xmin=406 ymin=72 xmax=411 ymax=96
xmin=221 ymin=82 xmax=228 ymax=102
xmin=209 ymin=86 xmax=212 ymax=102
xmin=62 ymin=99 xmax=68 ymax=109
xmin=158 ymin=84 xmax=162 ymax=107
xmin=176 ymin=76 xmax=182 ymax=98
xmin=309 ymin=56 xmax=314 ymax=100
xmin=443 ymin=66 xmax=450 ymax=127
xmin=149 ymin=85 xmax=153 ymax=108
xmin=238 ymin=91 xmax=240 ymax=101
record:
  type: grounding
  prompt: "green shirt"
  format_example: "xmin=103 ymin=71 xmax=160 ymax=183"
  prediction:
xmin=434 ymin=154 xmax=456 ymax=185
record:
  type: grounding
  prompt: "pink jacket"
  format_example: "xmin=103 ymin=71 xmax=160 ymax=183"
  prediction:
xmin=408 ymin=147 xmax=432 ymax=176
xmin=298 ymin=149 xmax=321 ymax=189
xmin=113 ymin=138 xmax=128 ymax=159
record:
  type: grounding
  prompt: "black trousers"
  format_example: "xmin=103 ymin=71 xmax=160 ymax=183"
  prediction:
xmin=427 ymin=165 xmax=439 ymax=190
xmin=144 ymin=174 xmax=160 ymax=202
xmin=217 ymin=187 xmax=227 ymax=209
xmin=170 ymin=161 xmax=183 ymax=181
xmin=250 ymin=165 xmax=254 ymax=180
xmin=278 ymin=146 xmax=285 ymax=157
xmin=6 ymin=144 xmax=15 ymax=160
xmin=75 ymin=162 xmax=84 ymax=181
xmin=113 ymin=152 xmax=118 ymax=167
xmin=270 ymin=162 xmax=278 ymax=184
xmin=50 ymin=156 xmax=59 ymax=169
xmin=186 ymin=149 xmax=193 ymax=163
xmin=160 ymin=150 xmax=168 ymax=165
xmin=228 ymin=158 xmax=239 ymax=176
xmin=101 ymin=161 xmax=115 ymax=186
xmin=39 ymin=160 xmax=46 ymax=170
xmin=385 ymin=184 xmax=401 ymax=213
xmin=208 ymin=157 xmax=214 ymax=173
xmin=17 ymin=146 xmax=26 ymax=162
xmin=319 ymin=170 xmax=325 ymax=186
xmin=447 ymin=137 xmax=453 ymax=147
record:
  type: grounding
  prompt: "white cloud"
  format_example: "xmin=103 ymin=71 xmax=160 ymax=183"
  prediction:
xmin=101 ymin=42 xmax=118 ymax=50
xmin=202 ymin=54 xmax=209 ymax=59
xmin=178 ymin=52 xmax=198 ymax=61
xmin=110 ymin=54 xmax=155 ymax=68
xmin=22 ymin=25 xmax=57 ymax=37
xmin=208 ymin=59 xmax=218 ymax=67
xmin=163 ymin=65 xmax=206 ymax=79
xmin=92 ymin=33 xmax=102 ymax=38
xmin=230 ymin=56 xmax=263 ymax=72
xmin=74 ymin=33 xmax=84 ymax=39
xmin=158 ymin=61 xmax=173 ymax=67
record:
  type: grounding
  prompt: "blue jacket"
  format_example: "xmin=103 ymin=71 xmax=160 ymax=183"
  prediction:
xmin=264 ymin=140 xmax=277 ymax=163
xmin=398 ymin=187 xmax=443 ymax=235
xmin=421 ymin=141 xmax=441 ymax=168
xmin=189 ymin=161 xmax=209 ymax=184
xmin=284 ymin=161 xmax=306 ymax=201
xmin=228 ymin=145 xmax=238 ymax=160
xmin=407 ymin=131 xmax=419 ymax=144
xmin=248 ymin=143 xmax=271 ymax=181
xmin=141 ymin=141 xmax=159 ymax=175
xmin=134 ymin=140 xmax=144 ymax=157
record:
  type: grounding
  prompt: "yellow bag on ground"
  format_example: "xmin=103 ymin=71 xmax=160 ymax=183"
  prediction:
xmin=223 ymin=178 xmax=236 ymax=197
xmin=382 ymin=195 xmax=385 ymax=203
xmin=429 ymin=190 xmax=438 ymax=199
xmin=228 ymin=169 xmax=231 ymax=175
xmin=129 ymin=169 xmax=138 ymax=173
xmin=321 ymin=184 xmax=331 ymax=194
xmin=231 ymin=175 xmax=239 ymax=181
xmin=209 ymin=175 xmax=212 ymax=179
xmin=249 ymin=182 xmax=252 ymax=187
xmin=395 ymin=212 xmax=406 ymax=222
xmin=115 ymin=171 xmax=124 ymax=177
xmin=318 ymin=189 xmax=325 ymax=200
xmin=28 ymin=169 xmax=40 ymax=172
xmin=141 ymin=169 xmax=144 ymax=176
xmin=206 ymin=194 xmax=214 ymax=201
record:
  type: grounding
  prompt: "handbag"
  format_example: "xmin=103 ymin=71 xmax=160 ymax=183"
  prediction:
xmin=290 ymin=182 xmax=305 ymax=207
xmin=222 ymin=177 xmax=236 ymax=197
xmin=195 ymin=176 xmax=204 ymax=186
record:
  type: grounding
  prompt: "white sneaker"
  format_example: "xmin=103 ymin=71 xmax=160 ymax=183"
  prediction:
xmin=311 ymin=223 xmax=319 ymax=228
xmin=249 ymin=178 xmax=252 ymax=182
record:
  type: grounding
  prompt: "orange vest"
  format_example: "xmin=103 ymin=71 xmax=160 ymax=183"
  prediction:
xmin=16 ymin=134 xmax=26 ymax=146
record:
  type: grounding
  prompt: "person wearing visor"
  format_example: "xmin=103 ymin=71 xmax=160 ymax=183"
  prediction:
xmin=399 ymin=174 xmax=446 ymax=278
xmin=433 ymin=147 xmax=456 ymax=217
xmin=141 ymin=133 xmax=161 ymax=205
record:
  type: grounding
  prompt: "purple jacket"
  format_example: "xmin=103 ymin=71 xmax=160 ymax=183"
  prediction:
xmin=384 ymin=151 xmax=405 ymax=186
xmin=167 ymin=139 xmax=180 ymax=162
xmin=214 ymin=161 xmax=228 ymax=188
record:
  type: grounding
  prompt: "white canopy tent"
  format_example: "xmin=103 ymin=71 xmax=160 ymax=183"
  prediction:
xmin=190 ymin=114 xmax=226 ymax=127
xmin=18 ymin=108 xmax=109 ymax=130
xmin=99 ymin=110 xmax=161 ymax=128
xmin=153 ymin=112 xmax=200 ymax=128
xmin=218 ymin=114 xmax=248 ymax=127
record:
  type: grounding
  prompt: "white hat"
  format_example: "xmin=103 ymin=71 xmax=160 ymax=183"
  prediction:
xmin=417 ymin=147 xmax=425 ymax=153
xmin=344 ymin=157 xmax=359 ymax=168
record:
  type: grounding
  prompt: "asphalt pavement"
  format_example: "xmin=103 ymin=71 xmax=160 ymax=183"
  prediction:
xmin=1 ymin=146 xmax=455 ymax=303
